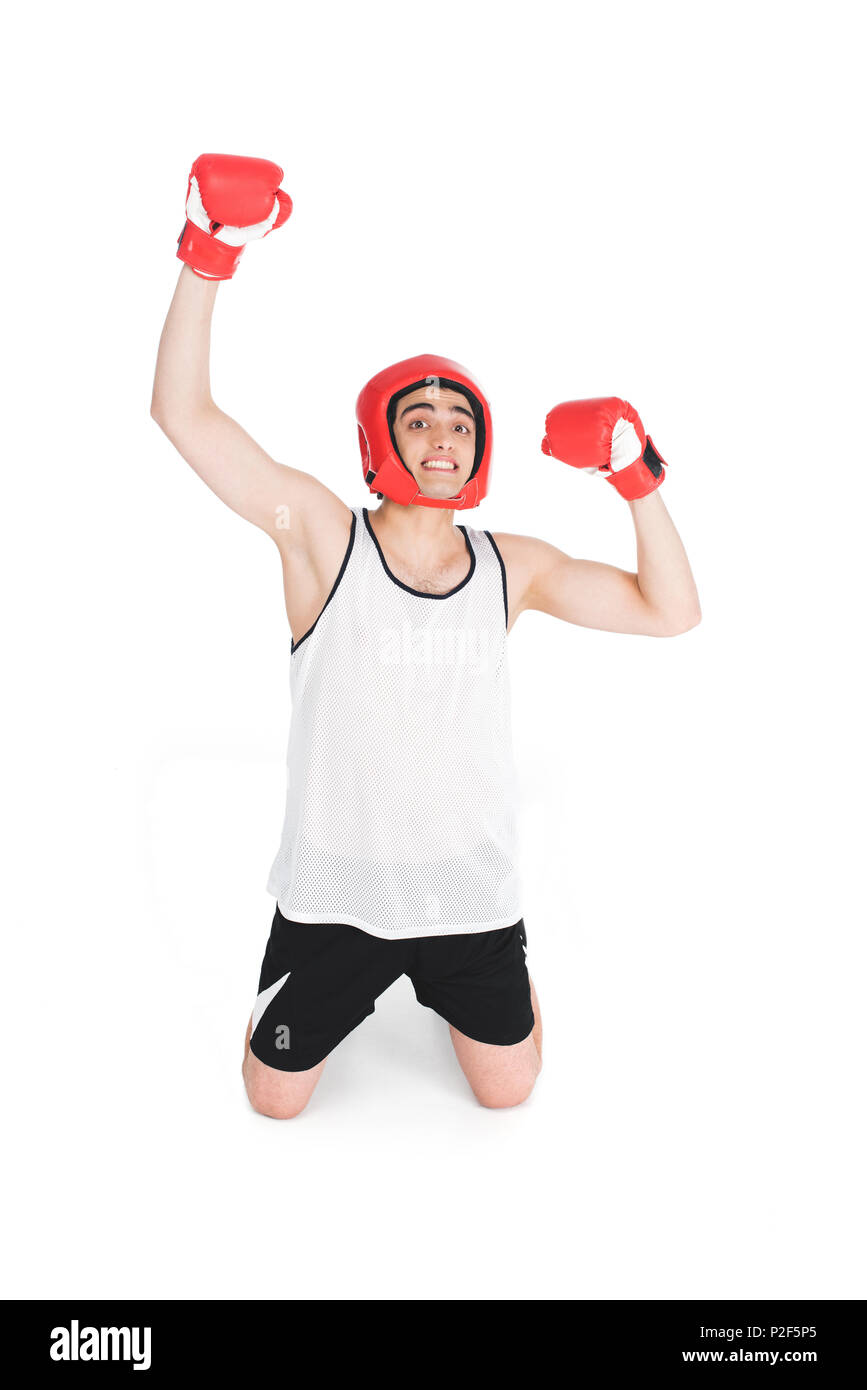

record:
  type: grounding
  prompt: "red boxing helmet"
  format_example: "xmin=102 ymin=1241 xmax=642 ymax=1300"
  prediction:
xmin=356 ymin=354 xmax=492 ymax=509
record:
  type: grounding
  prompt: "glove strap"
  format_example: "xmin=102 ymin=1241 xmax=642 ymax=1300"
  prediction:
xmin=607 ymin=435 xmax=668 ymax=500
xmin=643 ymin=435 xmax=666 ymax=481
xmin=176 ymin=220 xmax=244 ymax=281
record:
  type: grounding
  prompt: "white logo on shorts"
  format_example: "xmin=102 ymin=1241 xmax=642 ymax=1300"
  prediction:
xmin=251 ymin=971 xmax=291 ymax=1038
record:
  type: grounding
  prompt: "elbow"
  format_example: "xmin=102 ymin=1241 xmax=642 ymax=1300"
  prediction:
xmin=150 ymin=395 xmax=213 ymax=430
xmin=150 ymin=399 xmax=181 ymax=435
xmin=663 ymin=609 xmax=702 ymax=636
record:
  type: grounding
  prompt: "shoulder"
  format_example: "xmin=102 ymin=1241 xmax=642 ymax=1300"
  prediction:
xmin=486 ymin=531 xmax=567 ymax=626
xmin=276 ymin=491 xmax=357 ymax=621
xmin=488 ymin=530 xmax=565 ymax=580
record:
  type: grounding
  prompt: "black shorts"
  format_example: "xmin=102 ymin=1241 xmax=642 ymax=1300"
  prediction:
xmin=248 ymin=904 xmax=535 ymax=1072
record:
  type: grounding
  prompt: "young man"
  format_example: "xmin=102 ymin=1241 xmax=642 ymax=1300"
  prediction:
xmin=152 ymin=154 xmax=701 ymax=1118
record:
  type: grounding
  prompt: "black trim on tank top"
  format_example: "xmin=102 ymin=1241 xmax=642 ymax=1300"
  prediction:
xmin=362 ymin=507 xmax=476 ymax=600
xmin=485 ymin=531 xmax=509 ymax=630
xmin=291 ymin=511 xmax=357 ymax=654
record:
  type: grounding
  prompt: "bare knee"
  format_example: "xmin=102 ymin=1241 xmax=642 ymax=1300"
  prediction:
xmin=476 ymin=1089 xmax=534 ymax=1110
xmin=242 ymin=1014 xmax=326 ymax=1118
xmin=243 ymin=1061 xmax=318 ymax=1119
xmin=474 ymin=1068 xmax=540 ymax=1109
xmin=247 ymin=1090 xmax=311 ymax=1120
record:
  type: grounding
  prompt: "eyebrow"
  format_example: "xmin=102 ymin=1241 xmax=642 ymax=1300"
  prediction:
xmin=398 ymin=401 xmax=474 ymax=423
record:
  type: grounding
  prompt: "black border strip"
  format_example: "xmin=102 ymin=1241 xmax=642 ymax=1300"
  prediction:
xmin=290 ymin=510 xmax=357 ymax=654
xmin=484 ymin=530 xmax=509 ymax=630
xmin=362 ymin=508 xmax=476 ymax=600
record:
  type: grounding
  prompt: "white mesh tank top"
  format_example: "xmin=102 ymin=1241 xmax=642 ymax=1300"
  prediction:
xmin=266 ymin=506 xmax=522 ymax=938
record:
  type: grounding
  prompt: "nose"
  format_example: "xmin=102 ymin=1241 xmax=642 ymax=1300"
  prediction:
xmin=431 ymin=423 xmax=455 ymax=449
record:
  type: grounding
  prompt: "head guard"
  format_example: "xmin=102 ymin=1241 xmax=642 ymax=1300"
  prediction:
xmin=356 ymin=353 xmax=492 ymax=509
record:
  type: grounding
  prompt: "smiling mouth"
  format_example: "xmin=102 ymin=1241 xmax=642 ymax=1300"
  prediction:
xmin=421 ymin=459 xmax=458 ymax=473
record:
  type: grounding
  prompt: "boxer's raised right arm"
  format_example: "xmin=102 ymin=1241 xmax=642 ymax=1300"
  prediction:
xmin=150 ymin=265 xmax=350 ymax=549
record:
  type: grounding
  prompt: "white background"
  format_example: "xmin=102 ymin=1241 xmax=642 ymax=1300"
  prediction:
xmin=4 ymin=0 xmax=864 ymax=1300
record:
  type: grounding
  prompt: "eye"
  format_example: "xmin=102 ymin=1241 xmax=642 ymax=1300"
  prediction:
xmin=406 ymin=416 xmax=471 ymax=433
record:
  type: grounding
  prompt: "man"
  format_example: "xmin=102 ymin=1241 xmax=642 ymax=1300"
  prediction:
xmin=151 ymin=154 xmax=701 ymax=1118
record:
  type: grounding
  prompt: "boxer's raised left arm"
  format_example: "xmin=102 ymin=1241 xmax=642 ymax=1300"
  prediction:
xmin=492 ymin=492 xmax=701 ymax=636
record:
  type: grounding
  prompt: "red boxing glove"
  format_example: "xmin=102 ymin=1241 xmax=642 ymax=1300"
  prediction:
xmin=541 ymin=397 xmax=667 ymax=500
xmin=176 ymin=153 xmax=293 ymax=281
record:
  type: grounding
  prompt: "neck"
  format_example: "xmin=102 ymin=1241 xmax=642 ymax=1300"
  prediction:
xmin=373 ymin=497 xmax=460 ymax=548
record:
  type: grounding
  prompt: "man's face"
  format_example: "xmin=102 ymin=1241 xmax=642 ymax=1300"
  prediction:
xmin=390 ymin=383 xmax=476 ymax=500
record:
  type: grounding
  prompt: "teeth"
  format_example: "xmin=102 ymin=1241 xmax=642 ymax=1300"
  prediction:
xmin=422 ymin=461 xmax=456 ymax=469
